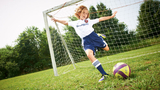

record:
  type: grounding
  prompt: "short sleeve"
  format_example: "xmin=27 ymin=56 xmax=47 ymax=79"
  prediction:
xmin=68 ymin=21 xmax=76 ymax=27
xmin=90 ymin=18 xmax=99 ymax=25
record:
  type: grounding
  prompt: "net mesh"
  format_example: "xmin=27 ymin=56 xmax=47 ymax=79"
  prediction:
xmin=47 ymin=0 xmax=160 ymax=75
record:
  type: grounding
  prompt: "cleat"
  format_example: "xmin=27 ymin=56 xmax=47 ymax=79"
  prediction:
xmin=98 ymin=74 xmax=109 ymax=82
xmin=97 ymin=33 xmax=106 ymax=39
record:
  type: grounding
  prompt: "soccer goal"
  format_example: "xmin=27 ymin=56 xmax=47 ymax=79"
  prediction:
xmin=43 ymin=0 xmax=160 ymax=76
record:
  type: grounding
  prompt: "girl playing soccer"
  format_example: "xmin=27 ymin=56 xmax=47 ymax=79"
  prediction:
xmin=51 ymin=5 xmax=117 ymax=82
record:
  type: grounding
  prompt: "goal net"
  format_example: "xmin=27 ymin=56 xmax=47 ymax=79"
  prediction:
xmin=43 ymin=0 xmax=160 ymax=76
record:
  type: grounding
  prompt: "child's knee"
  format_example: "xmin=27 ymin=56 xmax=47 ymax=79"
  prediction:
xmin=106 ymin=47 xmax=109 ymax=51
xmin=86 ymin=50 xmax=94 ymax=58
xmin=103 ymin=46 xmax=109 ymax=51
xmin=87 ymin=52 xmax=94 ymax=58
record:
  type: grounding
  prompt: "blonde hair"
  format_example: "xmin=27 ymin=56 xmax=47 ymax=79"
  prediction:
xmin=75 ymin=5 xmax=90 ymax=19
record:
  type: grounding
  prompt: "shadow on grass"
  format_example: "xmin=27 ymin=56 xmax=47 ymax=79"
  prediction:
xmin=133 ymin=64 xmax=153 ymax=72
xmin=129 ymin=64 xmax=154 ymax=79
xmin=129 ymin=73 xmax=137 ymax=78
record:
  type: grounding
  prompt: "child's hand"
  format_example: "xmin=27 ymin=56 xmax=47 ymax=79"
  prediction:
xmin=51 ymin=17 xmax=57 ymax=22
xmin=111 ymin=11 xmax=117 ymax=18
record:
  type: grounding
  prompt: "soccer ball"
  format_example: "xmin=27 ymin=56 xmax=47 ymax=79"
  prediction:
xmin=113 ymin=62 xmax=131 ymax=78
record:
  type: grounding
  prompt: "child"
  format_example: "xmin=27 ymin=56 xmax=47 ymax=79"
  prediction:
xmin=51 ymin=5 xmax=117 ymax=82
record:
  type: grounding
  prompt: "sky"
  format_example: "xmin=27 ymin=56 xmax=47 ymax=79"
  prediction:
xmin=0 ymin=0 xmax=143 ymax=48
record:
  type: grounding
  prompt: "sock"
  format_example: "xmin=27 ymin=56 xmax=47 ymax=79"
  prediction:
xmin=92 ymin=60 xmax=108 ymax=75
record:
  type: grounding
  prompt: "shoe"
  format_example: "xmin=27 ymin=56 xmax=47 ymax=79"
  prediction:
xmin=97 ymin=33 xmax=106 ymax=39
xmin=98 ymin=74 xmax=109 ymax=82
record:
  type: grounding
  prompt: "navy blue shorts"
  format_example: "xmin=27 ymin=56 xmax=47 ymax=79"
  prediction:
xmin=82 ymin=32 xmax=107 ymax=54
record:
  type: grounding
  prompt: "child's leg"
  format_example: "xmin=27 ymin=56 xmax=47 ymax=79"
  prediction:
xmin=102 ymin=45 xmax=109 ymax=51
xmin=85 ymin=49 xmax=96 ymax=63
xmin=85 ymin=49 xmax=107 ymax=75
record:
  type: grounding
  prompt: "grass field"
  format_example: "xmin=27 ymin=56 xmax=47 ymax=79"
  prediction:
xmin=0 ymin=44 xmax=160 ymax=90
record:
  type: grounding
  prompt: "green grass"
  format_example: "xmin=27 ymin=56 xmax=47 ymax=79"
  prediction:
xmin=0 ymin=44 xmax=160 ymax=90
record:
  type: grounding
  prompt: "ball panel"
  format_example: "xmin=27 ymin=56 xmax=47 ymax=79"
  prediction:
xmin=118 ymin=71 xmax=128 ymax=78
xmin=113 ymin=63 xmax=127 ymax=75
xmin=115 ymin=73 xmax=123 ymax=78
xmin=120 ymin=66 xmax=129 ymax=77
xmin=128 ymin=65 xmax=131 ymax=76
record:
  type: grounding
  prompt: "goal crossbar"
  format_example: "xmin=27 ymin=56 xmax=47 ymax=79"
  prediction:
xmin=43 ymin=0 xmax=83 ymax=14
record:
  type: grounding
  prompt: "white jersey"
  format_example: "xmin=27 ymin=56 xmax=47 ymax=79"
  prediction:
xmin=68 ymin=18 xmax=99 ymax=38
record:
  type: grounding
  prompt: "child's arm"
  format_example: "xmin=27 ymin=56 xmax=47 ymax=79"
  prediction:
xmin=51 ymin=17 xmax=68 ymax=25
xmin=99 ymin=11 xmax=117 ymax=22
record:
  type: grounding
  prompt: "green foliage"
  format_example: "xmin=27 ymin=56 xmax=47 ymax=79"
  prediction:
xmin=89 ymin=6 xmax=98 ymax=19
xmin=0 ymin=26 xmax=53 ymax=80
xmin=4 ymin=61 xmax=19 ymax=77
xmin=14 ymin=26 xmax=41 ymax=73
xmin=0 ymin=44 xmax=159 ymax=90
xmin=50 ymin=26 xmax=70 ymax=66
xmin=38 ymin=29 xmax=51 ymax=70
xmin=0 ymin=45 xmax=19 ymax=79
xmin=14 ymin=26 xmax=52 ymax=73
xmin=137 ymin=0 xmax=160 ymax=39
xmin=92 ymin=2 xmax=132 ymax=47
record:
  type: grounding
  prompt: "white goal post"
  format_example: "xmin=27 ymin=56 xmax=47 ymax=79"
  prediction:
xmin=43 ymin=0 xmax=82 ymax=76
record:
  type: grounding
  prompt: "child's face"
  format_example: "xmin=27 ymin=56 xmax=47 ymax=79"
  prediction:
xmin=79 ymin=8 xmax=89 ymax=20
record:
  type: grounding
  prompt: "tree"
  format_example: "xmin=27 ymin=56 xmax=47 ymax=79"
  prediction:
xmin=89 ymin=2 xmax=131 ymax=52
xmin=0 ymin=45 xmax=19 ymax=79
xmin=14 ymin=26 xmax=40 ymax=73
xmin=89 ymin=6 xmax=98 ymax=19
xmin=137 ymin=0 xmax=160 ymax=39
xmin=34 ymin=29 xmax=52 ymax=70
xmin=0 ymin=26 xmax=54 ymax=79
